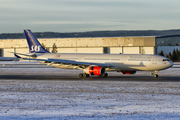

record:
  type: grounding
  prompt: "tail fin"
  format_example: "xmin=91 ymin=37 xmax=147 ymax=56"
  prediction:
xmin=24 ymin=29 xmax=50 ymax=53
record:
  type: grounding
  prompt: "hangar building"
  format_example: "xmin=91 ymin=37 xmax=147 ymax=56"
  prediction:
xmin=0 ymin=35 xmax=180 ymax=57
xmin=0 ymin=36 xmax=155 ymax=57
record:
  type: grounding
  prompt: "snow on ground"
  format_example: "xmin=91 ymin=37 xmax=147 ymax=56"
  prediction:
xmin=0 ymin=80 xmax=180 ymax=120
xmin=0 ymin=61 xmax=180 ymax=119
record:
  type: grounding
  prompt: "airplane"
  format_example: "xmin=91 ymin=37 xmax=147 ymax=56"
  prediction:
xmin=14 ymin=29 xmax=173 ymax=78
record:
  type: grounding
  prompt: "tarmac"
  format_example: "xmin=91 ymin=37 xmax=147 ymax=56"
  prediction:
xmin=0 ymin=61 xmax=180 ymax=119
xmin=0 ymin=61 xmax=180 ymax=82
xmin=0 ymin=75 xmax=180 ymax=82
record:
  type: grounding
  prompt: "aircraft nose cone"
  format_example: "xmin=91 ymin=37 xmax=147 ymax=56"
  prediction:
xmin=169 ymin=61 xmax=173 ymax=67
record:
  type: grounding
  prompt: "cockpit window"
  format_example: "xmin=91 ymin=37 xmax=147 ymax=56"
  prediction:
xmin=162 ymin=59 xmax=169 ymax=61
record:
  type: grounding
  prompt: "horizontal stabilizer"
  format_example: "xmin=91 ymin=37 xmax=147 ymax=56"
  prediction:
xmin=12 ymin=52 xmax=37 ymax=57
xmin=14 ymin=54 xmax=21 ymax=58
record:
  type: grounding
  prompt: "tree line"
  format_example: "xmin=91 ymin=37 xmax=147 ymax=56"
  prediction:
xmin=159 ymin=49 xmax=180 ymax=62
xmin=1 ymin=29 xmax=180 ymax=39
xmin=42 ymin=43 xmax=58 ymax=53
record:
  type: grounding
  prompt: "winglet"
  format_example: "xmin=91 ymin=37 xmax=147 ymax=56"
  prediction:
xmin=24 ymin=29 xmax=50 ymax=53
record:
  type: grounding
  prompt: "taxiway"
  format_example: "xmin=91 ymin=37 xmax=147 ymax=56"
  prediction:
xmin=0 ymin=62 xmax=180 ymax=119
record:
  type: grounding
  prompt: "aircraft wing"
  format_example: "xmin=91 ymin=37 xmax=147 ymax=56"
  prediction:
xmin=16 ymin=55 xmax=111 ymax=68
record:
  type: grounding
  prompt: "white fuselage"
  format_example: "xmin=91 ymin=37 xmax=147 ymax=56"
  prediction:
xmin=36 ymin=53 xmax=173 ymax=72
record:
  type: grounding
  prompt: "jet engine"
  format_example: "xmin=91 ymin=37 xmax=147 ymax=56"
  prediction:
xmin=120 ymin=71 xmax=136 ymax=74
xmin=84 ymin=66 xmax=105 ymax=76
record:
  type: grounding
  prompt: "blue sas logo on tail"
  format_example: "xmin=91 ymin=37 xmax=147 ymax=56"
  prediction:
xmin=24 ymin=29 xmax=50 ymax=53
xmin=31 ymin=45 xmax=41 ymax=52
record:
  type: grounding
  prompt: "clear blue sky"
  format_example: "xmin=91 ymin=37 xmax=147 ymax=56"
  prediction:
xmin=0 ymin=0 xmax=180 ymax=33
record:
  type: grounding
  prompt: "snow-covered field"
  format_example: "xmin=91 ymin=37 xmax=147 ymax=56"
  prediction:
xmin=0 ymin=61 xmax=180 ymax=119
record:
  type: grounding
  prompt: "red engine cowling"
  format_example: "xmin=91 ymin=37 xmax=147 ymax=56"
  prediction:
xmin=84 ymin=66 xmax=105 ymax=76
xmin=121 ymin=71 xmax=136 ymax=74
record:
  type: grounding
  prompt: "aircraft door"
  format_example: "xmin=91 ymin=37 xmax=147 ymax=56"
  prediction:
xmin=121 ymin=56 xmax=126 ymax=63
xmin=152 ymin=57 xmax=157 ymax=64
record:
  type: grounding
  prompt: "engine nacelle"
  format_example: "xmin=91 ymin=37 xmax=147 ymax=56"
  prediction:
xmin=84 ymin=66 xmax=105 ymax=76
xmin=120 ymin=71 xmax=136 ymax=74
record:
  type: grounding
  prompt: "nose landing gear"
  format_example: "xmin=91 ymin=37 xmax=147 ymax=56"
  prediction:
xmin=151 ymin=70 xmax=159 ymax=78
xmin=154 ymin=74 xmax=158 ymax=78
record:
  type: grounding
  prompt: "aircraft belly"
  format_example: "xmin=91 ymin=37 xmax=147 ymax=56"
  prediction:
xmin=111 ymin=61 xmax=152 ymax=71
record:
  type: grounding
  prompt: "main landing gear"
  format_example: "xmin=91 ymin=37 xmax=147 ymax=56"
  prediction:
xmin=79 ymin=73 xmax=108 ymax=78
xmin=79 ymin=73 xmax=90 ymax=78
xmin=99 ymin=73 xmax=108 ymax=77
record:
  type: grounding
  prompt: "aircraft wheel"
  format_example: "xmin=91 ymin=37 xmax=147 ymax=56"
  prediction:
xmin=154 ymin=74 xmax=158 ymax=78
xmin=86 ymin=74 xmax=90 ymax=77
xmin=104 ymin=73 xmax=108 ymax=77
xmin=83 ymin=73 xmax=89 ymax=78
xmin=99 ymin=73 xmax=108 ymax=77
xmin=79 ymin=73 xmax=83 ymax=78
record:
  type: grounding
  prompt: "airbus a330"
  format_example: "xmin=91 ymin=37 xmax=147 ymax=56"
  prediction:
xmin=15 ymin=30 xmax=173 ymax=78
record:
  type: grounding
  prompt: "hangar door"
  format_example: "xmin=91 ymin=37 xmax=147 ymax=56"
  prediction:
xmin=110 ymin=47 xmax=123 ymax=54
xmin=77 ymin=48 xmax=103 ymax=53
xmin=140 ymin=47 xmax=154 ymax=54
xmin=4 ymin=49 xmax=14 ymax=57
xmin=123 ymin=47 xmax=139 ymax=54
xmin=55 ymin=48 xmax=77 ymax=53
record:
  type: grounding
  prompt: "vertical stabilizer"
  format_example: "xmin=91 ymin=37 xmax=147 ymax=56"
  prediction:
xmin=24 ymin=29 xmax=50 ymax=53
